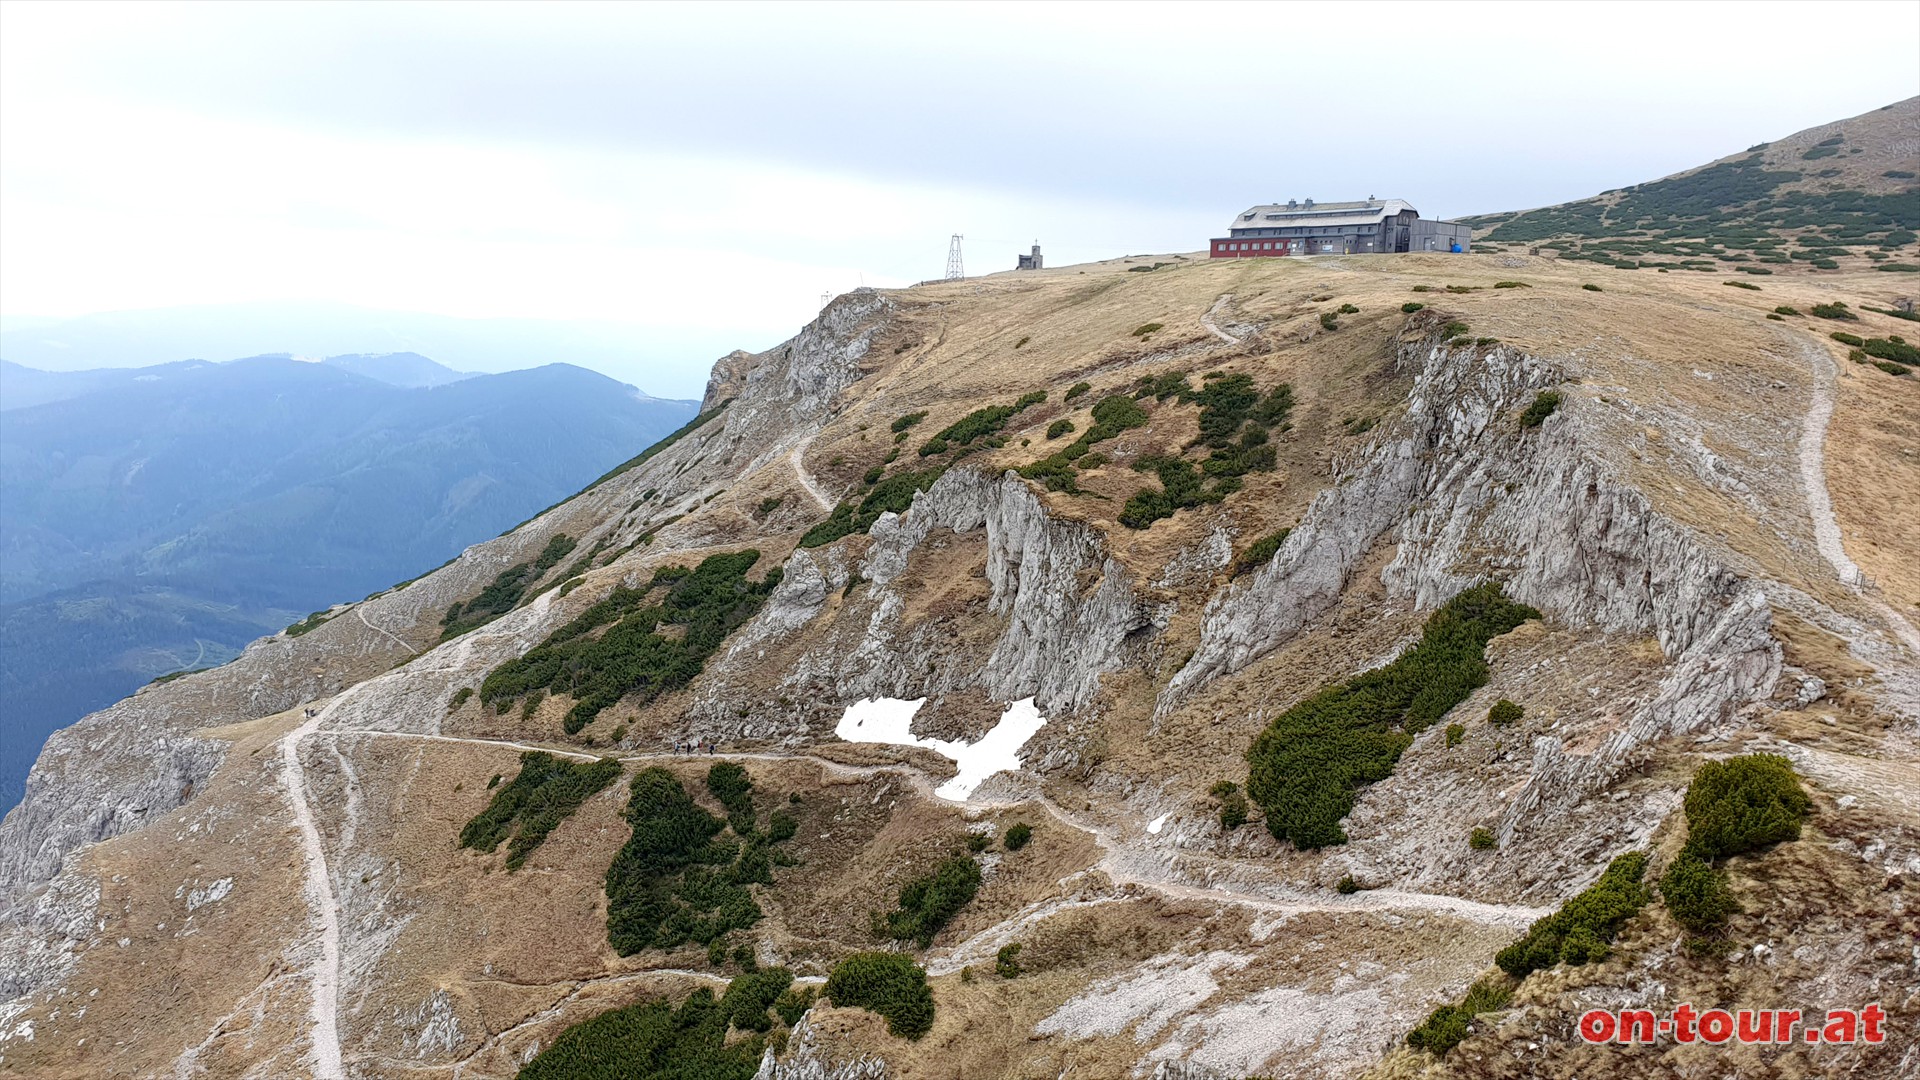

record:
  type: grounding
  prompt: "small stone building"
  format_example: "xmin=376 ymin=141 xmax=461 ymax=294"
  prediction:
xmin=1016 ymin=244 xmax=1043 ymax=270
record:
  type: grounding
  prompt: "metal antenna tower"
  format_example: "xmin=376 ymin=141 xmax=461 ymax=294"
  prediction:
xmin=944 ymin=234 xmax=964 ymax=280
xmin=820 ymin=290 xmax=831 ymax=310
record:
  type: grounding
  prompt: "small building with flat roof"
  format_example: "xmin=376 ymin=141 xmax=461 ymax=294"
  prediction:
xmin=1208 ymin=198 xmax=1471 ymax=258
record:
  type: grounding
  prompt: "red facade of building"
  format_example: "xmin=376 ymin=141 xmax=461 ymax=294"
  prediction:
xmin=1208 ymin=238 xmax=1306 ymax=259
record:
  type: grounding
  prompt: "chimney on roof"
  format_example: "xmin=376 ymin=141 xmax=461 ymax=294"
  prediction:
xmin=1287 ymin=199 xmax=1297 ymax=209
xmin=1303 ymin=198 xmax=1314 ymax=208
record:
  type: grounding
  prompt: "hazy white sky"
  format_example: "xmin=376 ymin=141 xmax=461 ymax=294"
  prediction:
xmin=2 ymin=0 xmax=1916 ymax=394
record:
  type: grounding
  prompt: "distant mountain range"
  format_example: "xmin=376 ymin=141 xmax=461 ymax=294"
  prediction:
xmin=0 ymin=353 xmax=698 ymax=811
xmin=0 ymin=300 xmax=753 ymax=399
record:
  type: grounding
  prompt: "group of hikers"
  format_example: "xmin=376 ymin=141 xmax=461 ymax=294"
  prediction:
xmin=674 ymin=740 xmax=718 ymax=754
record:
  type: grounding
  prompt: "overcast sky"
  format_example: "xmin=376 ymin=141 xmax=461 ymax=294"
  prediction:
xmin=2 ymin=0 xmax=1916 ymax=396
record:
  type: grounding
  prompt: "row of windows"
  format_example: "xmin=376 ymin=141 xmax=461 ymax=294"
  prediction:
xmin=1215 ymin=241 xmax=1299 ymax=252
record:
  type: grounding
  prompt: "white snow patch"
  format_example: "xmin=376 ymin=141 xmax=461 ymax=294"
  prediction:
xmin=1034 ymin=950 xmax=1251 ymax=1043
xmin=1146 ymin=813 xmax=1170 ymax=835
xmin=834 ymin=696 xmax=1047 ymax=801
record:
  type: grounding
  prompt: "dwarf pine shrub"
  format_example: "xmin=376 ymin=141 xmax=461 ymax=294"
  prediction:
xmin=459 ymin=752 xmax=621 ymax=870
xmin=1495 ymin=851 xmax=1650 ymax=977
xmin=825 ymin=952 xmax=934 ymax=1039
xmin=1004 ymin=822 xmax=1033 ymax=850
xmin=884 ymin=854 xmax=982 ymax=948
xmin=1246 ymin=585 xmax=1539 ymax=849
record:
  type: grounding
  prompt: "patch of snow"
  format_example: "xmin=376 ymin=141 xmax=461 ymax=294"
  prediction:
xmin=834 ymin=696 xmax=1048 ymax=801
xmin=1141 ymin=978 xmax=1388 ymax=1078
xmin=1147 ymin=813 xmax=1170 ymax=835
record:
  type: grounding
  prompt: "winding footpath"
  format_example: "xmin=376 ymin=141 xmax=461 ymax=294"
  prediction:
xmin=278 ymin=707 xmax=346 ymax=1079
xmin=357 ymin=605 xmax=419 ymax=656
xmin=1201 ymin=293 xmax=1241 ymax=345
xmin=1796 ymin=339 xmax=1920 ymax=656
xmin=788 ymin=432 xmax=837 ymax=512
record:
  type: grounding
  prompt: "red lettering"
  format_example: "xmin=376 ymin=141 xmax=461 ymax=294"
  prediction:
xmin=1862 ymin=1004 xmax=1885 ymax=1043
xmin=1699 ymin=1009 xmax=1734 ymax=1044
xmin=1774 ymin=1009 xmax=1802 ymax=1043
xmin=1824 ymin=1010 xmax=1858 ymax=1044
xmin=1619 ymin=1009 xmax=1657 ymax=1044
xmin=1672 ymin=1003 xmax=1699 ymax=1043
xmin=1578 ymin=1010 xmax=1616 ymax=1043
xmin=1737 ymin=1009 xmax=1773 ymax=1044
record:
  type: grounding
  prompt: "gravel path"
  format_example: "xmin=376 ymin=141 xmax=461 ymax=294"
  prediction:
xmin=1796 ymin=339 xmax=1920 ymax=657
xmin=357 ymin=605 xmax=418 ymax=656
xmin=1201 ymin=294 xmax=1241 ymax=344
xmin=278 ymin=706 xmax=346 ymax=1079
xmin=789 ymin=432 xmax=837 ymax=512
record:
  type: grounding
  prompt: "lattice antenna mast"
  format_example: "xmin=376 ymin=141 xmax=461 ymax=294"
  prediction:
xmin=944 ymin=234 xmax=964 ymax=280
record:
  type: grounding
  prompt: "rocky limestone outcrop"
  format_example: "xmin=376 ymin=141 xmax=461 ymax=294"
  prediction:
xmin=1159 ymin=331 xmax=1780 ymax=812
xmin=703 ymin=348 xmax=757 ymax=411
xmin=694 ymin=467 xmax=1163 ymax=735
xmin=754 ymin=1015 xmax=889 ymax=1080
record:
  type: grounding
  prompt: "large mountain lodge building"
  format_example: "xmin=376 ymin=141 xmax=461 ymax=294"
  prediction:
xmin=1209 ymin=198 xmax=1472 ymax=258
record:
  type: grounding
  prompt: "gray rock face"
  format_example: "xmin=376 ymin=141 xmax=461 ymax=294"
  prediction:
xmin=1159 ymin=337 xmax=1780 ymax=800
xmin=754 ymin=1017 xmax=890 ymax=1080
xmin=728 ymin=467 xmax=1163 ymax=721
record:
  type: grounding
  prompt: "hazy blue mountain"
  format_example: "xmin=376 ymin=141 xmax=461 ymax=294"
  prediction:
xmin=0 ymin=358 xmax=223 ymax=411
xmin=0 ymin=355 xmax=697 ymax=811
xmin=320 ymin=351 xmax=473 ymax=388
xmin=0 ymin=300 xmax=752 ymax=400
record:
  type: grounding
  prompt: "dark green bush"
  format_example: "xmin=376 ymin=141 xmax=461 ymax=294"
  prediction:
xmin=480 ymin=551 xmax=780 ymax=733
xmin=1319 ymin=312 xmax=1340 ymax=331
xmin=1441 ymin=321 xmax=1470 ymax=337
xmin=285 ymin=609 xmax=335 ymax=637
xmin=917 ymin=392 xmax=1046 ymax=456
xmin=449 ymin=687 xmax=474 ymax=710
xmin=1774 ymin=306 xmax=1801 ymax=316
xmin=774 ymin=986 xmax=816 ymax=1027
xmin=459 ymin=751 xmax=622 ymax=870
xmin=603 ymin=765 xmax=797 ymax=957
xmin=1210 ymin=782 xmax=1249 ymax=830
xmin=891 ymin=411 xmax=928 ymax=434
xmin=1017 ymin=394 xmax=1150 ymax=493
xmin=966 ymin=833 xmax=990 ymax=853
xmin=825 ymin=952 xmax=934 ymax=1039
xmin=1877 ymin=263 xmax=1920 ymax=272
xmin=1337 ymin=303 xmax=1359 ymax=314
xmin=518 ymin=981 xmax=775 ymax=1080
xmin=1495 ymin=851 xmax=1650 ymax=977
xmin=1487 ymin=699 xmax=1523 ymax=727
xmin=799 ymin=467 xmax=947 ymax=548
xmin=1864 ymin=337 xmax=1920 ymax=364
xmin=1065 ymin=381 xmax=1092 ymax=401
xmin=441 ymin=534 xmax=578 ymax=640
xmin=1117 ymin=379 xmax=1291 ymax=529
xmin=1469 ymin=827 xmax=1497 ymax=850
xmin=1873 ymin=360 xmax=1911 ymax=376
xmin=1233 ymin=527 xmax=1291 ymax=577
xmin=884 ymin=855 xmax=982 ymax=947
xmin=1724 ymin=279 xmax=1762 ymax=289
xmin=1811 ymin=302 xmax=1858 ymax=320
xmin=1446 ymin=723 xmax=1466 ymax=748
xmin=1336 ymin=874 xmax=1361 ymax=895
xmin=1680 ymin=754 xmax=1810 ymax=861
xmin=1047 ymin=419 xmax=1075 ymax=439
xmin=1402 ymin=302 xmax=1426 ymax=313
xmin=1132 ymin=322 xmax=1164 ymax=338
xmin=1582 ymin=284 xmax=1603 ymax=292
xmin=1246 ymin=585 xmax=1540 ymax=849
xmin=995 ymin=943 xmax=1023 ymax=979
xmin=1405 ymin=979 xmax=1513 ymax=1058
xmin=707 ymin=762 xmax=756 ymax=834
xmin=1493 ymin=281 xmax=1531 ymax=289
xmin=1659 ymin=852 xmax=1740 ymax=935
xmin=1831 ymin=331 xmax=1865 ymax=347
xmin=1518 ymin=391 xmax=1562 ymax=429
xmin=1004 ymin=822 xmax=1033 ymax=851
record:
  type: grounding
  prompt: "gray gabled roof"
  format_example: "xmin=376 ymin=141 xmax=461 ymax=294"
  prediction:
xmin=1227 ymin=198 xmax=1416 ymax=232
